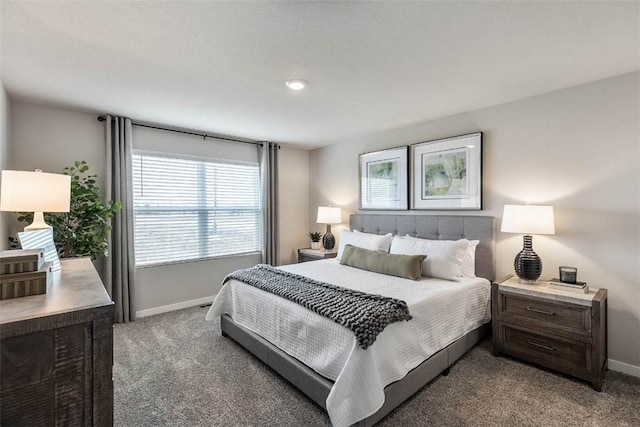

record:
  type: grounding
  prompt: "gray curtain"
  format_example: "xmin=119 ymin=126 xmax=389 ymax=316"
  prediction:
xmin=104 ymin=115 xmax=136 ymax=323
xmin=259 ymin=142 xmax=279 ymax=265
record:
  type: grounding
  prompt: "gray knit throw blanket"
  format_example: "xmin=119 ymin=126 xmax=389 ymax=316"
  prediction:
xmin=224 ymin=264 xmax=412 ymax=349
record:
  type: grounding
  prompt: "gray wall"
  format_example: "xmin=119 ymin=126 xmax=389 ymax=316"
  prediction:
xmin=9 ymin=102 xmax=105 ymax=187
xmin=308 ymin=72 xmax=640 ymax=369
xmin=0 ymin=84 xmax=9 ymax=250
xmin=8 ymin=100 xmax=310 ymax=314
xmin=8 ymin=101 xmax=105 ymax=275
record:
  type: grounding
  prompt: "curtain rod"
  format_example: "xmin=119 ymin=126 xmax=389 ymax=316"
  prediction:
xmin=97 ymin=115 xmax=265 ymax=147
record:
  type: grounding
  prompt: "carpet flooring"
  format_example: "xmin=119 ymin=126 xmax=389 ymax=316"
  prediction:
xmin=114 ymin=306 xmax=640 ymax=426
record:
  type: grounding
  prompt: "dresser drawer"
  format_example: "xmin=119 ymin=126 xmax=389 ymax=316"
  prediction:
xmin=500 ymin=293 xmax=590 ymax=336
xmin=502 ymin=326 xmax=591 ymax=379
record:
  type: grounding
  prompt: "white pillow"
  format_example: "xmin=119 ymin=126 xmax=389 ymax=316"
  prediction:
xmin=337 ymin=230 xmax=393 ymax=260
xmin=390 ymin=235 xmax=469 ymax=281
xmin=463 ymin=240 xmax=480 ymax=278
xmin=353 ymin=230 xmax=394 ymax=252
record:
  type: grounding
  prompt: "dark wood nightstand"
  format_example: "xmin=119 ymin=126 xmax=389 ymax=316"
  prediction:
xmin=297 ymin=248 xmax=337 ymax=263
xmin=492 ymin=276 xmax=607 ymax=391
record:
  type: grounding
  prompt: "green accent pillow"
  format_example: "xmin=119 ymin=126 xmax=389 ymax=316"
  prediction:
xmin=339 ymin=244 xmax=426 ymax=280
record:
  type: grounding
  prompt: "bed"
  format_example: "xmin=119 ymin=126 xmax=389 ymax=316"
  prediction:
xmin=207 ymin=214 xmax=495 ymax=426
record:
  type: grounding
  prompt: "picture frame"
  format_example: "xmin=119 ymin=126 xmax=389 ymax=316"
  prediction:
xmin=17 ymin=228 xmax=61 ymax=271
xmin=410 ymin=132 xmax=482 ymax=210
xmin=359 ymin=146 xmax=409 ymax=210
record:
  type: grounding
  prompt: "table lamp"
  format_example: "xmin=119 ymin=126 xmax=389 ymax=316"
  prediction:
xmin=501 ymin=204 xmax=555 ymax=284
xmin=0 ymin=169 xmax=71 ymax=231
xmin=316 ymin=206 xmax=342 ymax=250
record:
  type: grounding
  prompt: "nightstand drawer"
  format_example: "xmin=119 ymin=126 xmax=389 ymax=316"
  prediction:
xmin=501 ymin=293 xmax=590 ymax=336
xmin=502 ymin=326 xmax=590 ymax=378
xmin=297 ymin=249 xmax=337 ymax=263
xmin=299 ymin=254 xmax=320 ymax=263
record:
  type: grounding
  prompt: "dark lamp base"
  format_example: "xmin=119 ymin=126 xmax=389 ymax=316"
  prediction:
xmin=514 ymin=235 xmax=542 ymax=284
xmin=322 ymin=224 xmax=336 ymax=250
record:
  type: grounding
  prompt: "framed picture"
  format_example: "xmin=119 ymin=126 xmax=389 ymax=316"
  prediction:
xmin=410 ymin=133 xmax=482 ymax=210
xmin=17 ymin=228 xmax=61 ymax=271
xmin=359 ymin=146 xmax=408 ymax=210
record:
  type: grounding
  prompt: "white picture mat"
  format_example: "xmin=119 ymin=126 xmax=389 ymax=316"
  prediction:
xmin=359 ymin=146 xmax=408 ymax=210
xmin=411 ymin=133 xmax=482 ymax=210
xmin=17 ymin=228 xmax=61 ymax=271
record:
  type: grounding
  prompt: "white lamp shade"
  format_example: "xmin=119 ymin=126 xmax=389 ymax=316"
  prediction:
xmin=501 ymin=204 xmax=555 ymax=235
xmin=0 ymin=170 xmax=71 ymax=213
xmin=316 ymin=206 xmax=342 ymax=224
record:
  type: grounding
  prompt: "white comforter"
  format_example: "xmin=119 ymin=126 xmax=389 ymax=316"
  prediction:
xmin=206 ymin=259 xmax=491 ymax=427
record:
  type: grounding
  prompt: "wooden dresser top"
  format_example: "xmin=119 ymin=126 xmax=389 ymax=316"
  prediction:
xmin=0 ymin=257 xmax=113 ymax=325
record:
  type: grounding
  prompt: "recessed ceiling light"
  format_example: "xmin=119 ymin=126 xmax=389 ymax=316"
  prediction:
xmin=286 ymin=79 xmax=307 ymax=90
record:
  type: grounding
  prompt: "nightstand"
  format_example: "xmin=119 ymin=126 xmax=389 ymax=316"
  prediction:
xmin=297 ymin=248 xmax=337 ymax=263
xmin=492 ymin=276 xmax=607 ymax=391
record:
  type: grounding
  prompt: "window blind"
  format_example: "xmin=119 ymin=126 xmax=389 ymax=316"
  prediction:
xmin=132 ymin=153 xmax=262 ymax=267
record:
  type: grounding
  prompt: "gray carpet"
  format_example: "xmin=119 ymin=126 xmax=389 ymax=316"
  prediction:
xmin=114 ymin=306 xmax=640 ymax=426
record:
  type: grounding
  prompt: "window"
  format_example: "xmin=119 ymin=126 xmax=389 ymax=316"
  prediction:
xmin=132 ymin=152 xmax=262 ymax=266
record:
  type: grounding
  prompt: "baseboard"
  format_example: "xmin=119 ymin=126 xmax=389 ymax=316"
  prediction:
xmin=608 ymin=359 xmax=640 ymax=378
xmin=136 ymin=295 xmax=215 ymax=319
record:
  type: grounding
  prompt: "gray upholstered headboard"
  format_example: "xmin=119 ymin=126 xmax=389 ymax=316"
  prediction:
xmin=350 ymin=214 xmax=495 ymax=282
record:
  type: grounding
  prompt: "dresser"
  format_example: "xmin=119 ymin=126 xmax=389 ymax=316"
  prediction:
xmin=0 ymin=257 xmax=114 ymax=426
xmin=492 ymin=276 xmax=607 ymax=391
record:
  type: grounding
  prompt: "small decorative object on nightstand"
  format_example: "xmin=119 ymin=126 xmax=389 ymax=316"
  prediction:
xmin=308 ymin=232 xmax=322 ymax=250
xmin=492 ymin=276 xmax=607 ymax=391
xmin=297 ymin=248 xmax=338 ymax=263
xmin=559 ymin=266 xmax=578 ymax=284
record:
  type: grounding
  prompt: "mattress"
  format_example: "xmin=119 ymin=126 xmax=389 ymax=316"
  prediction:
xmin=206 ymin=259 xmax=491 ymax=427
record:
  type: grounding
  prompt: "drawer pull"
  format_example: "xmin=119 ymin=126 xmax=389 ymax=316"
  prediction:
xmin=526 ymin=306 xmax=555 ymax=316
xmin=528 ymin=340 xmax=556 ymax=352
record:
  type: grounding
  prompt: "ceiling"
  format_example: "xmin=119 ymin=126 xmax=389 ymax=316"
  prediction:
xmin=1 ymin=2 xmax=638 ymax=149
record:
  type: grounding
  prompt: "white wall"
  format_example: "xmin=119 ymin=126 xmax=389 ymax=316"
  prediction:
xmin=278 ymin=146 xmax=310 ymax=265
xmin=0 ymin=84 xmax=10 ymax=250
xmin=8 ymin=100 xmax=309 ymax=314
xmin=309 ymin=72 xmax=640 ymax=370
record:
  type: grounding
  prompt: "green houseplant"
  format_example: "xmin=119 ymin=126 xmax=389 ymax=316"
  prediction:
xmin=12 ymin=161 xmax=122 ymax=260
xmin=308 ymin=231 xmax=322 ymax=250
